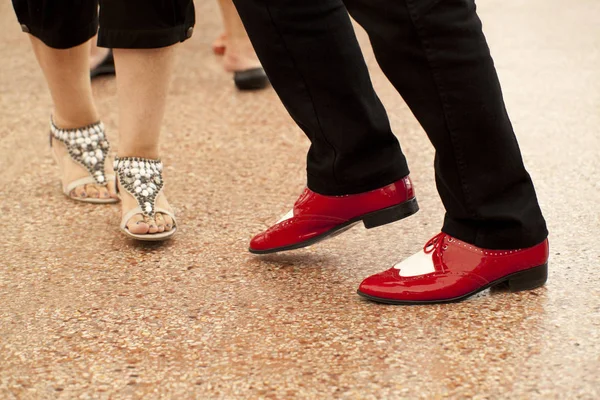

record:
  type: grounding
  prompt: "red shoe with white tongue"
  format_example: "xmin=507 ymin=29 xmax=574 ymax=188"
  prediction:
xmin=358 ymin=232 xmax=549 ymax=305
xmin=249 ymin=176 xmax=418 ymax=254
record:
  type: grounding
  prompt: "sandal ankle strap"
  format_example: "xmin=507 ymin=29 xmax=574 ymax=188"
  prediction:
xmin=113 ymin=157 xmax=164 ymax=218
xmin=50 ymin=119 xmax=110 ymax=185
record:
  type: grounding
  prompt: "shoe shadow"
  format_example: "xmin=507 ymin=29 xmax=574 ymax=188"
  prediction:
xmin=122 ymin=237 xmax=176 ymax=251
xmin=252 ymin=252 xmax=333 ymax=269
xmin=489 ymin=281 xmax=511 ymax=294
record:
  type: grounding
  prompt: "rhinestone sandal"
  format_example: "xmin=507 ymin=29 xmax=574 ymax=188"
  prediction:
xmin=113 ymin=157 xmax=177 ymax=241
xmin=50 ymin=119 xmax=117 ymax=204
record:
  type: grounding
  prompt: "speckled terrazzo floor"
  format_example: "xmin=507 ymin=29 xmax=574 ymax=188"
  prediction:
xmin=1 ymin=0 xmax=599 ymax=399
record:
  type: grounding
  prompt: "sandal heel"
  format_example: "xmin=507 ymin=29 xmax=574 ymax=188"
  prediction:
xmin=362 ymin=197 xmax=419 ymax=229
xmin=507 ymin=263 xmax=548 ymax=292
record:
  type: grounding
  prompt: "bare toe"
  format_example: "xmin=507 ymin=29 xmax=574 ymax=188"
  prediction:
xmin=147 ymin=218 xmax=159 ymax=234
xmin=127 ymin=214 xmax=150 ymax=234
xmin=163 ymin=214 xmax=174 ymax=231
xmin=108 ymin=180 xmax=119 ymax=199
xmin=155 ymin=214 xmax=166 ymax=233
xmin=97 ymin=185 xmax=111 ymax=199
xmin=72 ymin=185 xmax=87 ymax=199
xmin=85 ymin=184 xmax=100 ymax=199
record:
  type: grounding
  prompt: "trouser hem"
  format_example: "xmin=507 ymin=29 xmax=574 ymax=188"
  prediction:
xmin=97 ymin=24 xmax=193 ymax=49
xmin=22 ymin=20 xmax=98 ymax=49
xmin=442 ymin=220 xmax=549 ymax=250
xmin=307 ymin=164 xmax=410 ymax=196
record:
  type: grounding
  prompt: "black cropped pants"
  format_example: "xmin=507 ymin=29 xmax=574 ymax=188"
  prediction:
xmin=12 ymin=0 xmax=195 ymax=49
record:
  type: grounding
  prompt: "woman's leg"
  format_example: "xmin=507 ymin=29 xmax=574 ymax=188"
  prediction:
xmin=216 ymin=0 xmax=262 ymax=72
xmin=29 ymin=36 xmax=116 ymax=200
xmin=112 ymin=47 xmax=177 ymax=234
xmin=96 ymin=0 xmax=195 ymax=238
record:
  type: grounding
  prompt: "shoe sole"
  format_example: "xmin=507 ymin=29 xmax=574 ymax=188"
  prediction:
xmin=63 ymin=188 xmax=119 ymax=204
xmin=249 ymin=197 xmax=419 ymax=255
xmin=66 ymin=195 xmax=119 ymax=204
xmin=357 ymin=262 xmax=548 ymax=305
xmin=234 ymin=68 xmax=270 ymax=91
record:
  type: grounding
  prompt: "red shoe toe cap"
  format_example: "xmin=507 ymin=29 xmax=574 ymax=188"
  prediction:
xmin=358 ymin=268 xmax=403 ymax=298
xmin=249 ymin=231 xmax=269 ymax=251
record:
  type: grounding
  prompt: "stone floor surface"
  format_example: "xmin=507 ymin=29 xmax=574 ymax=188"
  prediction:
xmin=0 ymin=0 xmax=599 ymax=398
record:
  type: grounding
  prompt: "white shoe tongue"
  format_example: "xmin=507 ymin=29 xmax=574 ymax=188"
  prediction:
xmin=394 ymin=250 xmax=436 ymax=277
xmin=276 ymin=209 xmax=294 ymax=224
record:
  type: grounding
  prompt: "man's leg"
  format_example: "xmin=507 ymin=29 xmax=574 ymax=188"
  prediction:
xmin=233 ymin=0 xmax=409 ymax=195
xmin=339 ymin=0 xmax=550 ymax=303
xmin=343 ymin=0 xmax=547 ymax=249
xmin=234 ymin=0 xmax=419 ymax=255
xmin=236 ymin=0 xmax=546 ymax=250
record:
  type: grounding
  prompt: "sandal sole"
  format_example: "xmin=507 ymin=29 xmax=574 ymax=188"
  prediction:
xmin=121 ymin=227 xmax=177 ymax=242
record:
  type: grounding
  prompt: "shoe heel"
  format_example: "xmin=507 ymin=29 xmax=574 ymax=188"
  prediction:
xmin=362 ymin=197 xmax=419 ymax=229
xmin=507 ymin=263 xmax=548 ymax=292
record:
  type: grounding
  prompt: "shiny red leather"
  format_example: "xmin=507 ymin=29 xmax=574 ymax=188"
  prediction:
xmin=250 ymin=176 xmax=415 ymax=252
xmin=358 ymin=233 xmax=549 ymax=303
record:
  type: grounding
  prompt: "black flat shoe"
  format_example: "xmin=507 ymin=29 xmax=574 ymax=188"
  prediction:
xmin=90 ymin=49 xmax=115 ymax=79
xmin=233 ymin=67 xmax=269 ymax=91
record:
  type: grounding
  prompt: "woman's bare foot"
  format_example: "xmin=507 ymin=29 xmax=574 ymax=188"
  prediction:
xmin=52 ymin=138 xmax=117 ymax=200
xmin=120 ymin=186 xmax=175 ymax=235
xmin=114 ymin=158 xmax=176 ymax=238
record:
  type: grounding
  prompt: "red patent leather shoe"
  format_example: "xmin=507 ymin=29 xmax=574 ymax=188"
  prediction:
xmin=358 ymin=232 xmax=549 ymax=304
xmin=249 ymin=176 xmax=418 ymax=254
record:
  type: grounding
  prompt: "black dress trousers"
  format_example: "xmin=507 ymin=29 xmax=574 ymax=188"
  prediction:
xmin=12 ymin=0 xmax=195 ymax=49
xmin=232 ymin=0 xmax=548 ymax=250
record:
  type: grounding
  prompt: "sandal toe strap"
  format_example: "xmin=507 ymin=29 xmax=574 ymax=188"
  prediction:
xmin=114 ymin=156 xmax=167 ymax=219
